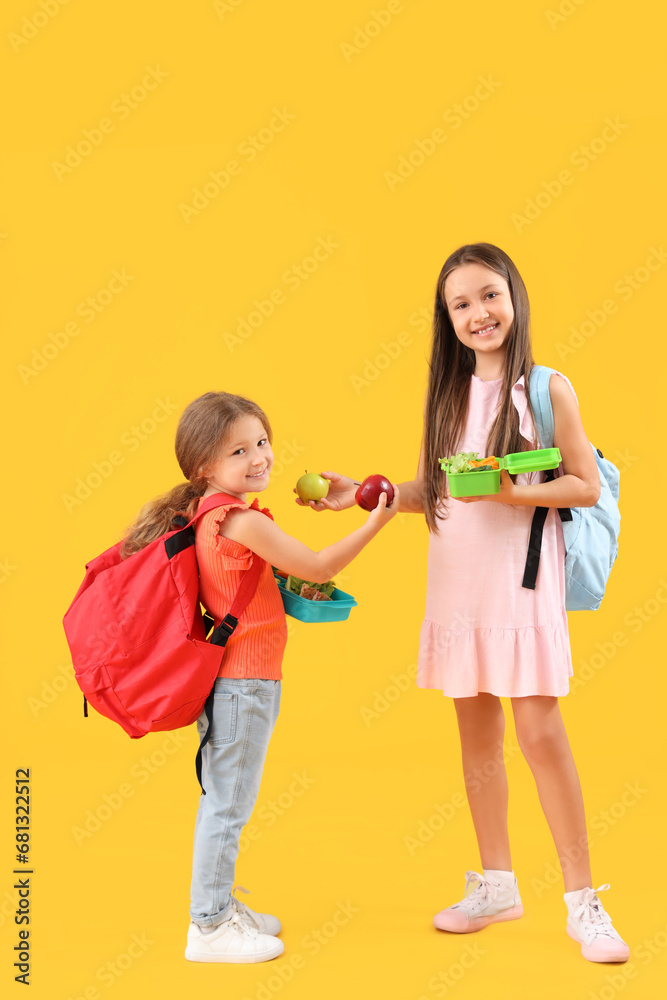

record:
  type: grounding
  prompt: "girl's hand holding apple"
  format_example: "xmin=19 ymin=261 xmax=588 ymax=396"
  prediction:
xmin=365 ymin=484 xmax=400 ymax=526
xmin=293 ymin=470 xmax=359 ymax=511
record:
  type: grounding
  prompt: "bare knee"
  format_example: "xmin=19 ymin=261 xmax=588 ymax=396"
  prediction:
xmin=512 ymin=697 xmax=572 ymax=769
xmin=516 ymin=725 xmax=568 ymax=769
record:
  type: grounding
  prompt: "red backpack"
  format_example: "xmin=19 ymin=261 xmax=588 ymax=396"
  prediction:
xmin=63 ymin=493 xmax=265 ymax=789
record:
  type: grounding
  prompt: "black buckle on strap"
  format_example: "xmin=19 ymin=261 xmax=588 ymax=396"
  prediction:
xmin=209 ymin=613 xmax=239 ymax=647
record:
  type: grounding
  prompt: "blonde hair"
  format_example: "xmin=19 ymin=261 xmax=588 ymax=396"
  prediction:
xmin=120 ymin=391 xmax=272 ymax=557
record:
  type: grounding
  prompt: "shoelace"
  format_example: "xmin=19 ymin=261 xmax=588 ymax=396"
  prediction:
xmin=571 ymin=884 xmax=617 ymax=938
xmin=230 ymin=884 xmax=261 ymax=931
xmin=225 ymin=910 xmax=259 ymax=939
xmin=458 ymin=871 xmax=504 ymax=912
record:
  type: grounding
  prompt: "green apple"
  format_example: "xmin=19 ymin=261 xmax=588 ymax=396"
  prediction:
xmin=296 ymin=471 xmax=329 ymax=503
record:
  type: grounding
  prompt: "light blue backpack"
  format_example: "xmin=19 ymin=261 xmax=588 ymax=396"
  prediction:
xmin=523 ymin=365 xmax=620 ymax=611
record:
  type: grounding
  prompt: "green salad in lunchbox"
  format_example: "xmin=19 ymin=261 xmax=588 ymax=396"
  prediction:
xmin=271 ymin=568 xmax=358 ymax=623
xmin=439 ymin=448 xmax=562 ymax=498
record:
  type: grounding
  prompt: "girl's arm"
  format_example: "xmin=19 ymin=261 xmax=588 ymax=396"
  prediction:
xmin=294 ymin=399 xmax=428 ymax=515
xmin=292 ymin=465 xmax=424 ymax=515
xmin=461 ymin=375 xmax=601 ymax=508
xmin=396 ymin=440 xmax=425 ymax=513
xmin=222 ymin=487 xmax=400 ymax=584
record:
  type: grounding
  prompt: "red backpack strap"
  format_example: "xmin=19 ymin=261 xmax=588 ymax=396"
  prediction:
xmin=197 ymin=555 xmax=264 ymax=794
xmin=196 ymin=555 xmax=260 ymax=795
xmin=187 ymin=493 xmax=267 ymax=629
xmin=193 ymin=497 xmax=268 ymax=794
xmin=189 ymin=492 xmax=268 ymax=644
xmin=208 ymin=555 xmax=263 ymax=647
xmin=185 ymin=492 xmax=245 ymax=526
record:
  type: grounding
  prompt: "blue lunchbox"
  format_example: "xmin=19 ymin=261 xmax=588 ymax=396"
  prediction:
xmin=273 ymin=572 xmax=358 ymax=623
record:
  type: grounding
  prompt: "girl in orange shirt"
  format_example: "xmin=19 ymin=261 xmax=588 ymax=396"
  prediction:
xmin=121 ymin=390 xmax=398 ymax=965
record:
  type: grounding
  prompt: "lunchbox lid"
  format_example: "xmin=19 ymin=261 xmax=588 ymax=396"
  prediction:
xmin=500 ymin=448 xmax=561 ymax=473
xmin=439 ymin=447 xmax=561 ymax=475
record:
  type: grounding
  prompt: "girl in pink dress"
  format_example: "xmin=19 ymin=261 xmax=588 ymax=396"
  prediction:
xmin=298 ymin=243 xmax=628 ymax=963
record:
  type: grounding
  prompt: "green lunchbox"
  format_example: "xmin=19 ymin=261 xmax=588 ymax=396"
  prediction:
xmin=439 ymin=448 xmax=561 ymax=498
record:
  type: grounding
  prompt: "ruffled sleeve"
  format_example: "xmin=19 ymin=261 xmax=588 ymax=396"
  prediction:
xmin=200 ymin=496 xmax=261 ymax=570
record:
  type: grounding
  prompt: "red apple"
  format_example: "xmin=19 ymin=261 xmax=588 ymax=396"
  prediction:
xmin=355 ymin=475 xmax=394 ymax=511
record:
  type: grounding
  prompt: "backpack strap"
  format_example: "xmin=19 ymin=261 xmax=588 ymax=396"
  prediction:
xmin=165 ymin=493 xmax=244 ymax=559
xmin=189 ymin=495 xmax=266 ymax=793
xmin=522 ymin=368 xmax=572 ymax=590
xmin=522 ymin=469 xmax=555 ymax=590
xmin=527 ymin=365 xmax=556 ymax=448
xmin=196 ymin=557 xmax=264 ymax=793
xmin=187 ymin=492 xmax=246 ymax=526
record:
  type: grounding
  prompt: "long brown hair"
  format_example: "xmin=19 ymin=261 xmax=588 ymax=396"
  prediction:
xmin=120 ymin=391 xmax=273 ymax=557
xmin=423 ymin=243 xmax=537 ymax=533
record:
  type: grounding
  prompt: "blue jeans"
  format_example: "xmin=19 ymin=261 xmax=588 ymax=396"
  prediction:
xmin=189 ymin=676 xmax=281 ymax=927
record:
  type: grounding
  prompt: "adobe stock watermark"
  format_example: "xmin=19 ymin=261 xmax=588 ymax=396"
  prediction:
xmin=349 ymin=305 xmax=429 ymax=393
xmin=588 ymin=921 xmax=667 ymax=1000
xmin=268 ymin=438 xmax=307 ymax=481
xmin=8 ymin=0 xmax=72 ymax=53
xmin=222 ymin=236 xmax=340 ymax=352
xmin=384 ymin=75 xmax=501 ymax=192
xmin=63 ymin=932 xmax=154 ymax=998
xmin=213 ymin=0 xmax=247 ymax=19
xmin=359 ymin=663 xmax=417 ymax=726
xmin=340 ymin=0 xmax=415 ymax=62
xmin=531 ymin=780 xmax=648 ymax=899
xmin=29 ymin=663 xmax=76 ymax=716
xmin=416 ymin=942 xmax=486 ymax=1000
xmin=240 ymin=901 xmax=359 ymax=1000
xmin=61 ymin=397 xmax=178 ymax=513
xmin=71 ymin=731 xmax=190 ymax=846
xmin=18 ymin=268 xmax=135 ymax=385
xmin=404 ymin=740 xmax=522 ymax=856
xmin=51 ymin=67 xmax=169 ymax=181
xmin=545 ymin=0 xmax=589 ymax=31
xmin=570 ymin=578 xmax=667 ymax=696
xmin=0 ymin=558 xmax=18 ymax=584
xmin=511 ymin=117 xmax=628 ymax=232
xmin=555 ymin=246 xmax=667 ymax=360
xmin=238 ymin=771 xmax=316 ymax=854
xmin=418 ymin=613 xmax=479 ymax=661
xmin=179 ymin=107 xmax=295 ymax=223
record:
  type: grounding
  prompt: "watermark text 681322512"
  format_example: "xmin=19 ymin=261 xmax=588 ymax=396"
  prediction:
xmin=13 ymin=768 xmax=32 ymax=985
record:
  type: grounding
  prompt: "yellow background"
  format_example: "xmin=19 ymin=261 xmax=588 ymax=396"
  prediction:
xmin=2 ymin=1 xmax=665 ymax=997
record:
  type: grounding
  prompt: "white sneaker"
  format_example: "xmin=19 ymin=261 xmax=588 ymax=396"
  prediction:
xmin=434 ymin=870 xmax=523 ymax=933
xmin=565 ymin=884 xmax=629 ymax=963
xmin=230 ymin=884 xmax=281 ymax=936
xmin=185 ymin=913 xmax=284 ymax=964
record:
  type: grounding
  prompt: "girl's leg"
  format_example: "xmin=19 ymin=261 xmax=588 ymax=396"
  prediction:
xmin=510 ymin=696 xmax=592 ymax=891
xmin=190 ymin=678 xmax=281 ymax=927
xmin=454 ymin=693 xmax=512 ymax=871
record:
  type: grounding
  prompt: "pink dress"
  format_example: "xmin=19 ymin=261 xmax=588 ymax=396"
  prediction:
xmin=417 ymin=371 xmax=574 ymax=698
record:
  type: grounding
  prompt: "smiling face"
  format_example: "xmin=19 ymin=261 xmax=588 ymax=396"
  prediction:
xmin=443 ymin=262 xmax=514 ymax=368
xmin=202 ymin=413 xmax=274 ymax=499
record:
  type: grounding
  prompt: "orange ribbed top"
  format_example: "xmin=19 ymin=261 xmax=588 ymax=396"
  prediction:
xmin=195 ymin=496 xmax=287 ymax=679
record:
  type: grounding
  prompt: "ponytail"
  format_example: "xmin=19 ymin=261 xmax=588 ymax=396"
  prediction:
xmin=120 ymin=478 xmax=207 ymax=559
